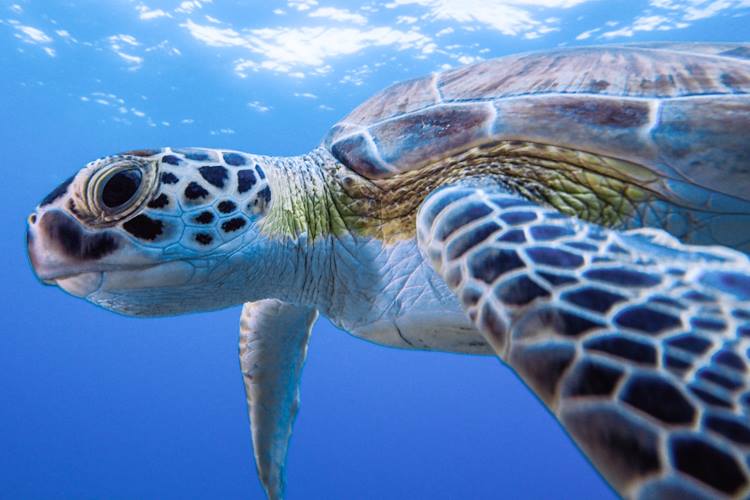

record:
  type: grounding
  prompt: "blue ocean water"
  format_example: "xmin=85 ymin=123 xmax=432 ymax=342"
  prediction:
xmin=2 ymin=1 xmax=749 ymax=498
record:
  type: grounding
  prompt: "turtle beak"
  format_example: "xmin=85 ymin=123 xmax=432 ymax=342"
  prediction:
xmin=26 ymin=209 xmax=122 ymax=282
xmin=26 ymin=212 xmax=51 ymax=284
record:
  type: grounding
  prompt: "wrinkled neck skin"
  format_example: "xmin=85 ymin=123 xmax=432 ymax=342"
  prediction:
xmin=258 ymin=148 xmax=480 ymax=353
xmin=253 ymin=147 xmax=420 ymax=315
xmin=204 ymin=147 xmax=471 ymax=349
xmin=252 ymin=147 xmax=343 ymax=308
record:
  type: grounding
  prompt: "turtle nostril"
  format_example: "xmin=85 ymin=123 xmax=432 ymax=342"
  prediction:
xmin=28 ymin=213 xmax=37 ymax=225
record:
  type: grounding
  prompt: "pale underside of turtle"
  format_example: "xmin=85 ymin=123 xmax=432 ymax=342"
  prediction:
xmin=26 ymin=43 xmax=750 ymax=499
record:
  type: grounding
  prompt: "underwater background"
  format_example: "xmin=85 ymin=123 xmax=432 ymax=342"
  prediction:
xmin=2 ymin=0 xmax=750 ymax=498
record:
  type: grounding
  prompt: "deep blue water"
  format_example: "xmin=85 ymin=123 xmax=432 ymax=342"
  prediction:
xmin=2 ymin=1 xmax=749 ymax=498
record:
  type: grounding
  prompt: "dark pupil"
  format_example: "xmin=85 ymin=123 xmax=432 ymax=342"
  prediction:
xmin=102 ymin=168 xmax=142 ymax=208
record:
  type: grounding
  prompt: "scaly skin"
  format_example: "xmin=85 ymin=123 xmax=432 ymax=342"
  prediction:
xmin=26 ymin=145 xmax=750 ymax=499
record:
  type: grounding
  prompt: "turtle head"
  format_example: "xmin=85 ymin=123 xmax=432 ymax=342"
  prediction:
xmin=27 ymin=148 xmax=276 ymax=316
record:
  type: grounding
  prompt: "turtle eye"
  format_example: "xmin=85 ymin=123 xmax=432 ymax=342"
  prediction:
xmin=101 ymin=168 xmax=142 ymax=209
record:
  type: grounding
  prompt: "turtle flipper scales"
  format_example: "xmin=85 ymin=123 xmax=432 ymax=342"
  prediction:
xmin=416 ymin=182 xmax=750 ymax=499
xmin=239 ymin=300 xmax=318 ymax=500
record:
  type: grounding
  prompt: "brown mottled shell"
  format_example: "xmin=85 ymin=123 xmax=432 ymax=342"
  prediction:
xmin=325 ymin=43 xmax=750 ymax=204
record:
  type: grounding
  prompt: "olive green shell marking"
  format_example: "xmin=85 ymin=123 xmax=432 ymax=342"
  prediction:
xmin=326 ymin=43 xmax=750 ymax=196
xmin=324 ymin=43 xmax=750 ymax=250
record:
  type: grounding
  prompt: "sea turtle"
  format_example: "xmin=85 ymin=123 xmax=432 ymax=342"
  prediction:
xmin=26 ymin=42 xmax=750 ymax=499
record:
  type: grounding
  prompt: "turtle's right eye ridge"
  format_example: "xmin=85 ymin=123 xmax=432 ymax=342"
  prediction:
xmin=69 ymin=155 xmax=159 ymax=227
xmin=101 ymin=168 xmax=143 ymax=209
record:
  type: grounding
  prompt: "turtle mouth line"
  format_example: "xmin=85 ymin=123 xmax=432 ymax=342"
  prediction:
xmin=52 ymin=260 xmax=198 ymax=297
xmin=38 ymin=262 xmax=163 ymax=283
xmin=55 ymin=271 xmax=104 ymax=298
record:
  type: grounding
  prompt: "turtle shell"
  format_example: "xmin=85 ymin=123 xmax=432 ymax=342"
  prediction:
xmin=325 ymin=43 xmax=750 ymax=208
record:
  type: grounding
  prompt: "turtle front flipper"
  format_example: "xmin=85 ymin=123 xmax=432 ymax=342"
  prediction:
xmin=416 ymin=182 xmax=750 ymax=499
xmin=239 ymin=300 xmax=318 ymax=500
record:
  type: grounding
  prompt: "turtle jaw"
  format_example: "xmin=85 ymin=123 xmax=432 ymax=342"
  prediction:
xmin=55 ymin=272 xmax=104 ymax=298
xmin=27 ymin=208 xmax=192 ymax=304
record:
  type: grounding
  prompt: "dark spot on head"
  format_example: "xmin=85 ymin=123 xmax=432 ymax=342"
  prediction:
xmin=175 ymin=150 xmax=215 ymax=162
xmin=584 ymin=335 xmax=656 ymax=365
xmin=195 ymin=232 xmax=213 ymax=245
xmin=614 ymin=306 xmax=681 ymax=335
xmin=255 ymin=164 xmax=265 ymax=179
xmin=237 ymin=169 xmax=257 ymax=193
xmin=184 ymin=182 xmax=209 ymax=200
xmin=194 ymin=211 xmax=214 ymax=224
xmin=223 ymin=152 xmax=246 ymax=166
xmin=39 ymin=210 xmax=119 ymax=260
xmin=122 ymin=214 xmax=163 ymax=241
xmin=40 ymin=175 xmax=76 ymax=207
xmin=250 ymin=187 xmax=272 ymax=215
xmin=147 ymin=193 xmax=169 ymax=209
xmin=198 ymin=165 xmax=228 ymax=189
xmin=217 ymin=200 xmax=237 ymax=214
xmin=221 ymin=217 xmax=246 ymax=232
xmin=563 ymin=358 xmax=623 ymax=397
xmin=469 ymin=247 xmax=524 ymax=284
xmin=258 ymin=186 xmax=271 ymax=204
xmin=622 ymin=374 xmax=695 ymax=424
xmin=670 ymin=434 xmax=747 ymax=494
xmin=161 ymin=172 xmax=179 ymax=184
xmin=161 ymin=155 xmax=182 ymax=166
xmin=120 ymin=149 xmax=160 ymax=157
